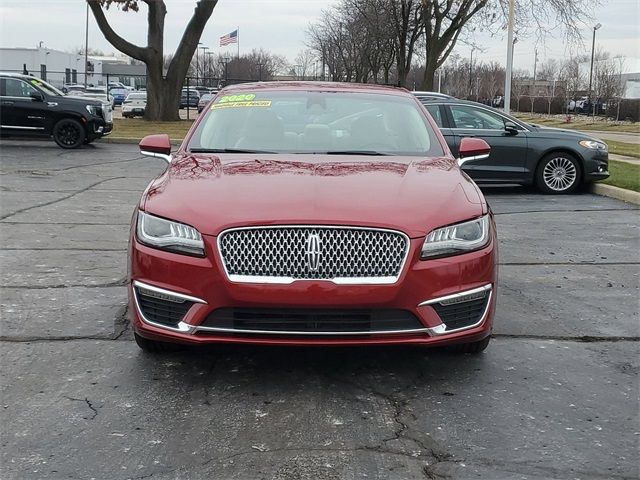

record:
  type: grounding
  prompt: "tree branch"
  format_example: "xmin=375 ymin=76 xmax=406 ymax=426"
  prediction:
xmin=87 ymin=0 xmax=148 ymax=61
xmin=166 ymin=0 xmax=218 ymax=84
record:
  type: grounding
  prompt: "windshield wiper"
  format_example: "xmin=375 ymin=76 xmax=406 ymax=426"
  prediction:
xmin=325 ymin=150 xmax=390 ymax=156
xmin=189 ymin=148 xmax=277 ymax=154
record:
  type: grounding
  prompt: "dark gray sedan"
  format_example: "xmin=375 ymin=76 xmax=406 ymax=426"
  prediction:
xmin=417 ymin=95 xmax=609 ymax=193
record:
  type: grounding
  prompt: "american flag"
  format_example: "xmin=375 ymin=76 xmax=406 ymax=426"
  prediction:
xmin=220 ymin=30 xmax=238 ymax=46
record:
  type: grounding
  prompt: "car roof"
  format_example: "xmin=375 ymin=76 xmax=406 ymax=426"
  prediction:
xmin=412 ymin=91 xmax=453 ymax=100
xmin=220 ymin=81 xmax=413 ymax=97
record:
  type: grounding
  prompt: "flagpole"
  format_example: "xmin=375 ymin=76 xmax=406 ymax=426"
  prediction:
xmin=237 ymin=26 xmax=240 ymax=59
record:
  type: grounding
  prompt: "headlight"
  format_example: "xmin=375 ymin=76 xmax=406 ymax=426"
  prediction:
xmin=85 ymin=104 xmax=102 ymax=116
xmin=579 ymin=139 xmax=607 ymax=151
xmin=421 ymin=215 xmax=490 ymax=259
xmin=136 ymin=211 xmax=205 ymax=256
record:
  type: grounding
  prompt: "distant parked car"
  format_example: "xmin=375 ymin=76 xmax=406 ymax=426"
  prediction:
xmin=109 ymin=87 xmax=128 ymax=106
xmin=122 ymin=92 xmax=147 ymax=118
xmin=414 ymin=94 xmax=610 ymax=194
xmin=108 ymin=81 xmax=134 ymax=91
xmin=70 ymin=86 xmax=115 ymax=108
xmin=180 ymin=88 xmax=200 ymax=108
xmin=197 ymin=93 xmax=214 ymax=113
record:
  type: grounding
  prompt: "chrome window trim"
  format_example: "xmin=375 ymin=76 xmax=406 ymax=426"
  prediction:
xmin=442 ymin=102 xmax=531 ymax=132
xmin=192 ymin=325 xmax=431 ymax=336
xmin=420 ymin=284 xmax=493 ymax=336
xmin=216 ymin=224 xmax=411 ymax=285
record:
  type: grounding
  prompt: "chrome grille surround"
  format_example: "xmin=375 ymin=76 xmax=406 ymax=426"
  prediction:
xmin=217 ymin=225 xmax=410 ymax=285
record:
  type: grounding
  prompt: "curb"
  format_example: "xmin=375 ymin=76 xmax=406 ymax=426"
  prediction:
xmin=590 ymin=183 xmax=640 ymax=205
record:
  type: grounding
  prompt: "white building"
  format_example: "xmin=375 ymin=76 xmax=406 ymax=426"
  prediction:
xmin=0 ymin=46 xmax=146 ymax=88
xmin=578 ymin=56 xmax=640 ymax=99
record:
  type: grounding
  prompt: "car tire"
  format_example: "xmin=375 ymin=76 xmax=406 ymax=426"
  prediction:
xmin=450 ymin=336 xmax=491 ymax=354
xmin=53 ymin=118 xmax=85 ymax=149
xmin=535 ymin=152 xmax=582 ymax=194
xmin=134 ymin=332 xmax=181 ymax=353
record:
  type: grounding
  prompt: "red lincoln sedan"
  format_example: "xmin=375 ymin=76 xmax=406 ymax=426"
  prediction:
xmin=129 ymin=82 xmax=498 ymax=354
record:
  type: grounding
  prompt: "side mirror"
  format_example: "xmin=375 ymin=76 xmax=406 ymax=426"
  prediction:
xmin=30 ymin=91 xmax=44 ymax=102
xmin=139 ymin=134 xmax=172 ymax=164
xmin=458 ymin=137 xmax=491 ymax=167
xmin=504 ymin=121 xmax=519 ymax=135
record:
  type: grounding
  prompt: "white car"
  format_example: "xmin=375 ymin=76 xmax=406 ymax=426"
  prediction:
xmin=122 ymin=92 xmax=147 ymax=118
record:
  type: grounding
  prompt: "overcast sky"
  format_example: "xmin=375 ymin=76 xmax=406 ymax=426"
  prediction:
xmin=0 ymin=0 xmax=638 ymax=74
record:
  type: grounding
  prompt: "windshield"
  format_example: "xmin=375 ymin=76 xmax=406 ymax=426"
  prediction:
xmin=188 ymin=90 xmax=443 ymax=156
xmin=29 ymin=78 xmax=64 ymax=96
xmin=127 ymin=93 xmax=146 ymax=100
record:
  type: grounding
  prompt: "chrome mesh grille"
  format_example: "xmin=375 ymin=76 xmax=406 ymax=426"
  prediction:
xmin=218 ymin=226 xmax=408 ymax=283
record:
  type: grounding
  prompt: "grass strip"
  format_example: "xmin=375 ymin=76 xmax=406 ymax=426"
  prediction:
xmin=605 ymin=140 xmax=640 ymax=159
xmin=514 ymin=114 xmax=640 ymax=134
xmin=108 ymin=118 xmax=193 ymax=141
xmin=602 ymin=160 xmax=640 ymax=192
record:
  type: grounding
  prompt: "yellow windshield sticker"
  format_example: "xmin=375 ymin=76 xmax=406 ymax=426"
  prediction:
xmin=211 ymin=100 xmax=271 ymax=110
xmin=30 ymin=79 xmax=42 ymax=87
xmin=217 ymin=93 xmax=256 ymax=103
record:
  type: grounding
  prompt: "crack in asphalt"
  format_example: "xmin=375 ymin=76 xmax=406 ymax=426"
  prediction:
xmin=500 ymin=261 xmax=640 ymax=266
xmin=112 ymin=305 xmax=131 ymax=341
xmin=63 ymin=396 xmax=98 ymax=420
xmin=1 ymin=278 xmax=128 ymax=289
xmin=0 ymin=176 xmax=126 ymax=221
xmin=493 ymin=334 xmax=640 ymax=342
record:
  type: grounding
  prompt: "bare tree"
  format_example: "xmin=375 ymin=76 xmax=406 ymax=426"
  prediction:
xmin=294 ymin=49 xmax=317 ymax=79
xmin=511 ymin=70 xmax=530 ymax=112
xmin=87 ymin=0 xmax=218 ymax=120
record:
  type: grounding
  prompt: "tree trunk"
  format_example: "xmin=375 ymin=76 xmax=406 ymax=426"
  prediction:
xmin=88 ymin=0 xmax=217 ymax=121
xmin=421 ymin=56 xmax=438 ymax=90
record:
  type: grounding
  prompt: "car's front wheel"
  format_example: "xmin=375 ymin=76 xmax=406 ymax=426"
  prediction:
xmin=536 ymin=152 xmax=582 ymax=194
xmin=53 ymin=118 xmax=85 ymax=149
xmin=134 ymin=333 xmax=181 ymax=353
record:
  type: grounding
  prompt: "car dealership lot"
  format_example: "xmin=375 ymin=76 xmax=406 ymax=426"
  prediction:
xmin=0 ymin=141 xmax=638 ymax=480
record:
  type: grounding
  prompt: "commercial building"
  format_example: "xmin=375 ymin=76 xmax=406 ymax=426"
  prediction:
xmin=0 ymin=46 xmax=147 ymax=88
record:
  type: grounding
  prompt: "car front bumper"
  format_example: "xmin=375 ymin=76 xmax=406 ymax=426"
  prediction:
xmin=582 ymin=149 xmax=609 ymax=181
xmin=129 ymin=224 xmax=498 ymax=347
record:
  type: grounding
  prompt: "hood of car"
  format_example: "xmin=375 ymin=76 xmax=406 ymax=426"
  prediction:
xmin=142 ymin=154 xmax=486 ymax=238
xmin=529 ymin=124 xmax=602 ymax=141
xmin=60 ymin=95 xmax=103 ymax=107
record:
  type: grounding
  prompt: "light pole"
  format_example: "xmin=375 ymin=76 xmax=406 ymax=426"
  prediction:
xmin=256 ymin=61 xmax=264 ymax=81
xmin=84 ymin=2 xmax=89 ymax=88
xmin=199 ymin=45 xmax=208 ymax=84
xmin=195 ymin=42 xmax=203 ymax=85
xmin=588 ymin=23 xmax=602 ymax=115
xmin=221 ymin=56 xmax=230 ymax=85
xmin=206 ymin=52 xmax=215 ymax=85
xmin=503 ymin=0 xmax=515 ymax=113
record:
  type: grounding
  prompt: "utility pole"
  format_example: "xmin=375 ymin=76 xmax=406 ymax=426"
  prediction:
xmin=531 ymin=48 xmax=538 ymax=114
xmin=256 ymin=62 xmax=264 ymax=81
xmin=588 ymin=23 xmax=602 ymax=116
xmin=196 ymin=42 xmax=202 ymax=85
xmin=199 ymin=45 xmax=208 ymax=85
xmin=469 ymin=47 xmax=474 ymax=97
xmin=504 ymin=0 xmax=515 ymax=113
xmin=84 ymin=3 xmax=89 ymax=88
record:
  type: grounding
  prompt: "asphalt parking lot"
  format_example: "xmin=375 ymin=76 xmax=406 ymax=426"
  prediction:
xmin=0 ymin=140 xmax=638 ymax=480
